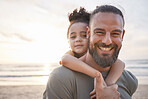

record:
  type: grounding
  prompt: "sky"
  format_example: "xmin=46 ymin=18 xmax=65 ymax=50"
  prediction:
xmin=0 ymin=0 xmax=148 ymax=64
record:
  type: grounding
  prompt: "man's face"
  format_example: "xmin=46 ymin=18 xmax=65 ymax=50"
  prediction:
xmin=88 ymin=12 xmax=125 ymax=68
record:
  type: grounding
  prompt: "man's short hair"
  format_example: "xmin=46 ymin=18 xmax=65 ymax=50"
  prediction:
xmin=90 ymin=5 xmax=125 ymax=27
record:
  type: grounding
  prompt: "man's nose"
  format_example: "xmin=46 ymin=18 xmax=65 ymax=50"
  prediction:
xmin=102 ymin=33 xmax=112 ymax=45
xmin=75 ymin=36 xmax=82 ymax=42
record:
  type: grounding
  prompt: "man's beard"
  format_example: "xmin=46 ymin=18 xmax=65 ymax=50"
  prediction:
xmin=88 ymin=38 xmax=121 ymax=68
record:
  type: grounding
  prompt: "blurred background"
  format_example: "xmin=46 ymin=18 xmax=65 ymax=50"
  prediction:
xmin=0 ymin=0 xmax=148 ymax=85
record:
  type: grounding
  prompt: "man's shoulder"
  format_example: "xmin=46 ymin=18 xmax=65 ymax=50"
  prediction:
xmin=50 ymin=66 xmax=76 ymax=82
xmin=117 ymin=69 xmax=138 ymax=96
xmin=44 ymin=66 xmax=77 ymax=99
xmin=122 ymin=70 xmax=138 ymax=85
xmin=51 ymin=66 xmax=75 ymax=75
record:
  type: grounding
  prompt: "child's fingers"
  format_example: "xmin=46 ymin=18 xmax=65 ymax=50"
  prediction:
xmin=89 ymin=89 xmax=96 ymax=95
xmin=109 ymin=84 xmax=118 ymax=90
xmin=94 ymin=78 xmax=96 ymax=88
xmin=90 ymin=94 xmax=96 ymax=99
xmin=96 ymin=72 xmax=103 ymax=88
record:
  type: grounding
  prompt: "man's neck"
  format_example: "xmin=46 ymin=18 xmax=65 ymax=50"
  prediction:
xmin=84 ymin=51 xmax=110 ymax=72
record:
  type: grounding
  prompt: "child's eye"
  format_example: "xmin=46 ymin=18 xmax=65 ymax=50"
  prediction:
xmin=82 ymin=34 xmax=87 ymax=38
xmin=70 ymin=36 xmax=76 ymax=39
xmin=80 ymin=32 xmax=87 ymax=38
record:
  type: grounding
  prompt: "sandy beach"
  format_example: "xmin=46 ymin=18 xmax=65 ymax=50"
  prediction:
xmin=0 ymin=84 xmax=147 ymax=99
xmin=0 ymin=85 xmax=46 ymax=99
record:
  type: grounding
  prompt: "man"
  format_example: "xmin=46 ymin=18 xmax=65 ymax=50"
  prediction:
xmin=43 ymin=5 xmax=138 ymax=99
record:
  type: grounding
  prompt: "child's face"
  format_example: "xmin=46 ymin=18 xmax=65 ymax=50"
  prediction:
xmin=68 ymin=22 xmax=88 ymax=55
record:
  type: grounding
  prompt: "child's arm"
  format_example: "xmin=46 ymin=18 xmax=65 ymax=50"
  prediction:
xmin=105 ymin=59 xmax=125 ymax=86
xmin=61 ymin=54 xmax=100 ymax=78
xmin=61 ymin=51 xmax=125 ymax=86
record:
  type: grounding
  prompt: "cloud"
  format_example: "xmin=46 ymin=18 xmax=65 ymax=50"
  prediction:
xmin=0 ymin=32 xmax=33 ymax=42
xmin=13 ymin=33 xmax=33 ymax=42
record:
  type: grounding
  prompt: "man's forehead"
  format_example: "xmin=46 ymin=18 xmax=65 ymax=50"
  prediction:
xmin=91 ymin=12 xmax=122 ymax=21
xmin=90 ymin=12 xmax=124 ymax=28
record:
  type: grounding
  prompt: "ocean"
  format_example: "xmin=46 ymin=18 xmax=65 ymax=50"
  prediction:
xmin=0 ymin=59 xmax=148 ymax=85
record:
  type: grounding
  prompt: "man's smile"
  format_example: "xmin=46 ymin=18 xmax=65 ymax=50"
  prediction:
xmin=99 ymin=46 xmax=113 ymax=51
xmin=95 ymin=43 xmax=115 ymax=55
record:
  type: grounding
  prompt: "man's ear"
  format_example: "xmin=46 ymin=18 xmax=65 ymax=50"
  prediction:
xmin=86 ymin=26 xmax=90 ymax=39
xmin=121 ymin=29 xmax=125 ymax=40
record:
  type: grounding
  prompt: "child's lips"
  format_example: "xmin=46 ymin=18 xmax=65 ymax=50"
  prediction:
xmin=75 ymin=44 xmax=83 ymax=48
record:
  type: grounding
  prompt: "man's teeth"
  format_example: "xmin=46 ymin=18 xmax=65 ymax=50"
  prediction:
xmin=100 ymin=47 xmax=111 ymax=51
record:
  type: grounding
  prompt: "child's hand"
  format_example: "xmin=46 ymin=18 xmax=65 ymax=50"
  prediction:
xmin=90 ymin=88 xmax=96 ymax=99
xmin=90 ymin=78 xmax=96 ymax=99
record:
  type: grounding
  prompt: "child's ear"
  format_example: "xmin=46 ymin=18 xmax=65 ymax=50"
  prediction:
xmin=86 ymin=26 xmax=90 ymax=39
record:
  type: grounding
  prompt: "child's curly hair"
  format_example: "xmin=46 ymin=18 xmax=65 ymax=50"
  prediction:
xmin=67 ymin=7 xmax=90 ymax=38
xmin=68 ymin=7 xmax=90 ymax=24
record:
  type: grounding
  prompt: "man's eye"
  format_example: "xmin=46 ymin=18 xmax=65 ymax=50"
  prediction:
xmin=112 ymin=33 xmax=120 ymax=37
xmin=96 ymin=32 xmax=103 ymax=34
xmin=95 ymin=31 xmax=104 ymax=35
xmin=113 ymin=33 xmax=119 ymax=35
